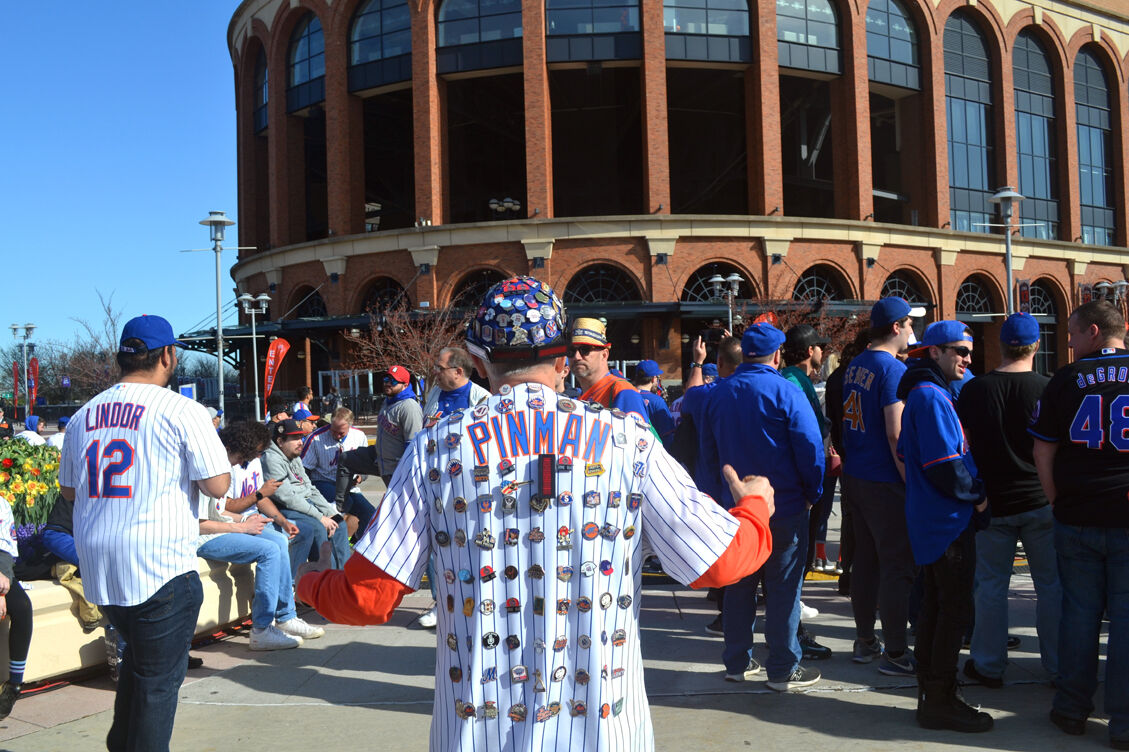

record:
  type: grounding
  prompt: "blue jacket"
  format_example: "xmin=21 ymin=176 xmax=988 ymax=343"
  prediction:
xmin=639 ymin=390 xmax=676 ymax=445
xmin=701 ymin=362 xmax=825 ymax=516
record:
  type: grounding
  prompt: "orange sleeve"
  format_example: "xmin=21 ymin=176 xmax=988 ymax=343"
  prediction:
xmin=690 ymin=495 xmax=773 ymax=589
xmin=296 ymin=551 xmax=415 ymax=626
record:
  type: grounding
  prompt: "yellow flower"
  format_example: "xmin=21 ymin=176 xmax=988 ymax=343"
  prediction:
xmin=10 ymin=480 xmax=25 ymax=494
xmin=24 ymin=496 xmax=34 ymax=507
xmin=0 ymin=472 xmax=8 ymax=484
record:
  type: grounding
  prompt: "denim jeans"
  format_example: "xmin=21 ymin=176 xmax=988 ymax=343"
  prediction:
xmin=313 ymin=479 xmax=376 ymax=535
xmin=970 ymin=505 xmax=1061 ymax=678
xmin=278 ymin=508 xmax=350 ymax=578
xmin=723 ymin=510 xmax=807 ymax=680
xmin=1053 ymin=523 xmax=1129 ymax=740
xmin=101 ymin=571 xmax=203 ymax=752
xmin=915 ymin=526 xmax=975 ymax=683
xmin=807 ymin=471 xmax=837 ymax=570
xmin=198 ymin=527 xmax=296 ymax=629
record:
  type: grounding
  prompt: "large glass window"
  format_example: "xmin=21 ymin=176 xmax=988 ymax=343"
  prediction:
xmin=1028 ymin=280 xmax=1057 ymax=375
xmin=439 ymin=0 xmax=522 ymax=46
xmin=944 ymin=11 xmax=994 ymax=233
xmin=1014 ymin=31 xmax=1058 ymax=239
xmin=564 ymin=264 xmax=643 ymax=303
xmin=253 ymin=49 xmax=268 ymax=132
xmin=547 ymin=1 xmax=639 ymax=35
xmin=866 ymin=0 xmax=918 ymax=89
xmin=351 ymin=0 xmax=411 ymax=64
xmin=793 ymin=265 xmax=848 ymax=303
xmin=777 ymin=0 xmax=840 ymax=74
xmin=664 ymin=0 xmax=748 ymax=36
xmin=1075 ymin=48 xmax=1116 ymax=246
xmin=289 ymin=15 xmax=325 ymax=86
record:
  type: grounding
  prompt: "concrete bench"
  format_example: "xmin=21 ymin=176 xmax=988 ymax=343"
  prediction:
xmin=0 ymin=558 xmax=254 ymax=684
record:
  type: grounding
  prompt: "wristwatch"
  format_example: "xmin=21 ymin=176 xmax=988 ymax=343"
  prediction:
xmin=255 ymin=491 xmax=264 ymax=501
xmin=690 ymin=362 xmax=702 ymax=368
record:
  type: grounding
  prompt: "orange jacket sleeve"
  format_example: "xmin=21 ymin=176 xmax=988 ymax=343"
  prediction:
xmin=690 ymin=494 xmax=773 ymax=589
xmin=296 ymin=551 xmax=415 ymax=626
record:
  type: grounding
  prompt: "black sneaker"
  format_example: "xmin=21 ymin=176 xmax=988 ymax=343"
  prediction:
xmin=1006 ymin=635 xmax=1022 ymax=650
xmin=705 ymin=615 xmax=724 ymax=637
xmin=1049 ymin=709 xmax=1086 ymax=736
xmin=187 ymin=655 xmax=204 ymax=670
xmin=798 ymin=626 xmax=832 ymax=660
xmin=0 ymin=682 xmax=20 ymax=720
xmin=963 ymin=659 xmax=1002 ymax=688
xmin=766 ymin=666 xmax=821 ymax=692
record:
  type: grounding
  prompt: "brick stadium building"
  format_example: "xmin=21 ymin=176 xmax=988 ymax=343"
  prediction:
xmin=223 ymin=0 xmax=1129 ymax=392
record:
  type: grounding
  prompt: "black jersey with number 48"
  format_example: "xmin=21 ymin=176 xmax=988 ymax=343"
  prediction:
xmin=1029 ymin=347 xmax=1129 ymax=527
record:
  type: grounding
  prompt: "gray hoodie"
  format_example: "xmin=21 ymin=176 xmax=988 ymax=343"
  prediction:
xmin=261 ymin=441 xmax=336 ymax=519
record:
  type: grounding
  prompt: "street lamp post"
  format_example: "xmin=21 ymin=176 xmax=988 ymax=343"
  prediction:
xmin=709 ymin=273 xmax=745 ymax=332
xmin=9 ymin=323 xmax=34 ymax=420
xmin=238 ymin=292 xmax=271 ymax=420
xmin=199 ymin=211 xmax=236 ymax=423
xmin=988 ymin=187 xmax=1025 ymax=314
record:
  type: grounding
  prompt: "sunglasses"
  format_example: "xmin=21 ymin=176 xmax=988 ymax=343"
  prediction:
xmin=940 ymin=345 xmax=973 ymax=358
xmin=567 ymin=345 xmax=605 ymax=357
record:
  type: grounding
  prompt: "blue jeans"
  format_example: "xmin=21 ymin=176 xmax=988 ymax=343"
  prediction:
xmin=970 ymin=506 xmax=1061 ymax=678
xmin=42 ymin=528 xmax=79 ymax=566
xmin=1053 ymin=523 xmax=1129 ymax=740
xmin=312 ymin=480 xmax=376 ymax=535
xmin=101 ymin=571 xmax=203 ymax=752
xmin=198 ymin=527 xmax=296 ymax=629
xmin=279 ymin=508 xmax=349 ymax=577
xmin=723 ymin=510 xmax=807 ymax=680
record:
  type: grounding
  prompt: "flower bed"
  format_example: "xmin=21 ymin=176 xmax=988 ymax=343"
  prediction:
xmin=1 ymin=440 xmax=61 ymax=533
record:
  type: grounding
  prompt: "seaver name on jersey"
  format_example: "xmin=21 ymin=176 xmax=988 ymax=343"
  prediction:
xmin=466 ymin=411 xmax=612 ymax=466
xmin=844 ymin=364 xmax=877 ymax=390
xmin=1075 ymin=364 xmax=1129 ymax=389
xmin=85 ymin=402 xmax=146 ymax=431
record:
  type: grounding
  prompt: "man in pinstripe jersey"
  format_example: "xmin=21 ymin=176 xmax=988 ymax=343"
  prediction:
xmin=59 ymin=314 xmax=231 ymax=752
xmin=298 ymin=277 xmax=775 ymax=751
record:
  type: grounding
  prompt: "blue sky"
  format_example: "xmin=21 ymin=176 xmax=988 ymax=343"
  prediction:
xmin=2 ymin=3 xmax=242 ymax=347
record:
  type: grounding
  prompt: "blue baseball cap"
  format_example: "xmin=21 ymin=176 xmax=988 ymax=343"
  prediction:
xmin=870 ymin=297 xmax=926 ymax=329
xmin=702 ymin=363 xmax=719 ymax=378
xmin=57 ymin=416 xmax=70 ymax=428
xmin=635 ymin=360 xmax=662 ymax=379
xmin=119 ymin=315 xmax=186 ymax=352
xmin=741 ymin=322 xmax=786 ymax=358
xmin=1000 ymin=312 xmax=1039 ymax=347
xmin=908 ymin=320 xmax=973 ymax=356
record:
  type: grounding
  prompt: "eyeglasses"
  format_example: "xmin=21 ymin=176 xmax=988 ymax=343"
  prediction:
xmin=940 ymin=345 xmax=973 ymax=358
xmin=567 ymin=345 xmax=605 ymax=357
xmin=433 ymin=364 xmax=459 ymax=372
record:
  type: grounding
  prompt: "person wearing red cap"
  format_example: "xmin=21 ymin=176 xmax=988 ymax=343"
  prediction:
xmin=375 ymin=365 xmax=423 ymax=485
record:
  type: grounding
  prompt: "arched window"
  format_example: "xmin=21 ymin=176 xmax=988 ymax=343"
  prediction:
xmin=360 ymin=277 xmax=409 ymax=314
xmin=866 ymin=0 xmax=918 ymax=89
xmin=681 ymin=263 xmax=756 ymax=302
xmin=546 ymin=0 xmax=641 ymax=62
xmin=1014 ymin=31 xmax=1058 ymax=239
xmin=293 ymin=289 xmax=328 ymax=319
xmin=777 ymin=0 xmax=840 ymax=74
xmin=253 ymin=48 xmax=268 ymax=132
xmin=1028 ymin=280 xmax=1058 ymax=375
xmin=664 ymin=1 xmax=750 ymax=63
xmin=349 ymin=0 xmax=412 ymax=90
xmin=1075 ymin=48 xmax=1116 ymax=246
xmin=955 ymin=277 xmax=992 ymax=314
xmin=438 ymin=0 xmax=522 ymax=46
xmin=793 ymin=265 xmax=847 ymax=303
xmin=944 ymin=11 xmax=995 ymax=233
xmin=288 ymin=14 xmax=326 ymax=111
xmin=450 ymin=269 xmax=507 ymax=309
xmin=564 ymin=264 xmax=642 ymax=304
xmin=881 ymin=270 xmax=929 ymax=305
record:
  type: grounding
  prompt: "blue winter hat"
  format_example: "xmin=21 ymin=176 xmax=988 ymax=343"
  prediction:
xmin=1000 ymin=312 xmax=1039 ymax=347
xmin=702 ymin=363 xmax=719 ymax=378
xmin=465 ymin=276 xmax=568 ymax=362
xmin=908 ymin=320 xmax=973 ymax=356
xmin=870 ymin=297 xmax=926 ymax=329
xmin=120 ymin=315 xmax=186 ymax=352
xmin=741 ymin=322 xmax=786 ymax=358
xmin=24 ymin=415 xmax=39 ymax=432
xmin=635 ymin=360 xmax=662 ymax=379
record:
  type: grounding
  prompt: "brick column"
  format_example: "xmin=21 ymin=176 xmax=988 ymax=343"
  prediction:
xmin=522 ymin=0 xmax=553 ymax=218
xmin=640 ymin=1 xmax=670 ymax=214
xmin=1113 ymin=59 xmax=1129 ymax=247
xmin=748 ymin=0 xmax=783 ymax=215
xmin=923 ymin=31 xmax=949 ymax=228
xmin=831 ymin=6 xmax=872 ymax=221
xmin=1059 ymin=63 xmax=1082 ymax=242
xmin=412 ymin=1 xmax=444 ymax=226
xmin=997 ymin=44 xmax=1019 ymax=204
xmin=324 ymin=25 xmax=364 ymax=237
xmin=267 ymin=43 xmax=305 ymax=247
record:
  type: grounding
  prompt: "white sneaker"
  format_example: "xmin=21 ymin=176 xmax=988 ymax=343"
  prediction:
xmin=250 ymin=625 xmax=302 ymax=651
xmin=417 ymin=606 xmax=438 ymax=629
xmin=277 ymin=617 xmax=325 ymax=640
xmin=800 ymin=601 xmax=819 ymax=620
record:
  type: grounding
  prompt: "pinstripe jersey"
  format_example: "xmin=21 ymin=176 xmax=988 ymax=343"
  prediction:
xmin=301 ymin=425 xmax=368 ymax=483
xmin=0 ymin=493 xmax=16 ymax=560
xmin=60 ymin=382 xmax=230 ymax=607
xmin=355 ymin=382 xmax=738 ymax=752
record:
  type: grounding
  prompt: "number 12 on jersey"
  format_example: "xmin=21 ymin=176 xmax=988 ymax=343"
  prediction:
xmin=1069 ymin=394 xmax=1129 ymax=450
xmin=85 ymin=439 xmax=135 ymax=498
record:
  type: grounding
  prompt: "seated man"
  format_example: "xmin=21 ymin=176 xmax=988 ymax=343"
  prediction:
xmin=260 ymin=419 xmax=350 ymax=576
xmin=198 ymin=420 xmax=324 ymax=650
xmin=14 ymin=416 xmax=45 ymax=446
xmin=300 ymin=407 xmax=376 ymax=534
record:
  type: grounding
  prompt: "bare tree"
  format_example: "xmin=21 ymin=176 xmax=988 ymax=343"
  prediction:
xmin=343 ymin=306 xmax=470 ymax=383
xmin=63 ymin=290 xmax=124 ymax=397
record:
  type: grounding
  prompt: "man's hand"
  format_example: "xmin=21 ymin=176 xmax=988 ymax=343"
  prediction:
xmin=238 ymin=515 xmax=270 ymax=535
xmin=259 ymin=478 xmax=282 ymax=497
xmin=0 ymin=573 xmax=10 ymax=596
xmin=321 ymin=516 xmax=339 ymax=535
xmin=722 ymin=464 xmax=775 ymax=518
xmin=975 ymin=500 xmax=988 ymax=513
xmin=297 ymin=540 xmax=335 ymax=580
xmin=692 ymin=336 xmax=707 ymax=364
xmin=277 ymin=518 xmax=300 ymax=539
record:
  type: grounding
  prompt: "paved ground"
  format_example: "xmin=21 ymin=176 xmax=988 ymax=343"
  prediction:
xmin=0 ymin=485 xmax=1116 ymax=751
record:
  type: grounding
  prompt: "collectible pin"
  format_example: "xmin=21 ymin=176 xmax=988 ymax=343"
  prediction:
xmin=505 ymin=597 xmax=521 ymax=613
xmin=534 ymin=639 xmax=546 ymax=652
xmin=580 ymin=561 xmax=596 ymax=577
xmin=557 ymin=491 xmax=573 ymax=506
xmin=600 ymin=524 xmax=620 ymax=541
xmin=428 ymin=468 xmax=441 ymax=483
xmin=535 ymin=706 xmax=552 ymax=723
xmin=463 ymin=598 xmax=474 ymax=617
xmin=600 ymin=703 xmax=611 ymax=719
xmin=585 ymin=463 xmax=605 ymax=477
xmin=556 ymin=565 xmax=574 ymax=582
xmin=577 ymin=596 xmax=592 ymax=613
xmin=607 ymin=491 xmax=622 ymax=507
xmin=447 ymin=459 xmax=463 ymax=477
xmin=446 ymin=433 xmax=461 ymax=449
xmin=570 ymin=700 xmax=587 ymax=717
xmin=509 ymin=704 xmax=527 ymax=722
xmin=633 ymin=461 xmax=646 ymax=478
xmin=612 ymin=629 xmax=627 ymax=646
xmin=453 ymin=496 xmax=467 ymax=513
xmin=444 ymin=569 xmax=456 ymax=584
xmin=578 ymin=635 xmax=591 ymax=650
xmin=583 ymin=491 xmax=600 ymax=507
xmin=614 ymin=698 xmax=624 ymax=716
xmin=435 ymin=531 xmax=451 ymax=546
xmin=505 ymin=634 xmax=520 ymax=650
xmin=501 ymin=495 xmax=517 ymax=513
xmin=612 ymin=668 xmax=625 ymax=679
xmin=504 ymin=566 xmax=518 ymax=581
xmin=498 ymin=458 xmax=515 ymax=475
xmin=478 ymin=495 xmax=493 ymax=514
xmin=447 ymin=594 xmax=454 ymax=612
xmin=434 ymin=497 xmax=445 ymax=514
xmin=534 ymin=670 xmax=546 ymax=693
xmin=612 ymin=432 xmax=627 ymax=447
xmin=611 ymin=408 xmax=626 ymax=419
xmin=474 ymin=465 xmax=490 ymax=483
xmin=557 ymin=455 xmax=573 ymax=471
xmin=553 ymin=635 xmax=567 ymax=651
xmin=618 ymin=595 xmax=632 ymax=609
xmin=450 ymin=666 xmax=462 ymax=682
xmin=557 ymin=526 xmax=572 ymax=549
xmin=575 ymin=669 xmax=590 ymax=685
xmin=511 ymin=666 xmax=528 ymax=683
xmin=480 ymin=565 xmax=496 ymax=583
xmin=600 ymin=560 xmax=614 ymax=575
xmin=600 ymin=592 xmax=613 ymax=610
xmin=483 ymin=632 xmax=500 ymax=649
xmin=497 ymin=398 xmax=515 ymax=413
xmin=556 ymin=599 xmax=570 ymax=615
xmin=552 ymin=666 xmax=567 ymax=682
xmin=530 ymin=495 xmax=550 ymax=513
xmin=527 ymin=564 xmax=545 ymax=579
xmin=459 ymin=568 xmax=473 ymax=583
xmin=499 ymin=384 xmax=512 ymax=395
xmin=533 ymin=597 xmax=545 ymax=615
xmin=501 ymin=479 xmax=531 ymax=496
xmin=448 ymin=633 xmax=458 ymax=650
xmin=636 ymin=438 xmax=648 ymax=452
xmin=585 ymin=401 xmax=602 ymax=413
xmin=628 ymin=493 xmax=643 ymax=511
xmin=558 ymin=398 xmax=575 ymax=412
xmin=474 ymin=529 xmax=495 ymax=549
xmin=456 ymin=700 xmax=475 ymax=719
xmin=528 ymin=395 xmax=544 ymax=409
xmin=454 ymin=529 xmax=467 ymax=547
xmin=480 ymin=599 xmax=495 ymax=615
xmin=427 ymin=439 xmax=437 ymax=454
xmin=504 ymin=528 xmax=519 ymax=546
xmin=623 ymin=525 xmax=636 ymax=540
xmin=482 ymin=701 xmax=499 ymax=720
xmin=473 ymin=404 xmax=489 ymax=419
xmin=528 ymin=527 xmax=545 ymax=543
xmin=581 ymin=522 xmax=599 ymax=540
xmin=449 ymin=410 xmax=465 ymax=422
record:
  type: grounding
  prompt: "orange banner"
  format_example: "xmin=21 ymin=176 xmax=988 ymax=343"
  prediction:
xmin=263 ymin=338 xmax=291 ymax=415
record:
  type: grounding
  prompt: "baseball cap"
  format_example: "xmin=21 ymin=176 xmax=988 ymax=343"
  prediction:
xmin=907 ymin=320 xmax=973 ymax=357
xmin=1000 ymin=312 xmax=1040 ymax=346
xmin=465 ymin=276 xmax=569 ymax=362
xmin=785 ymin=324 xmax=830 ymax=351
xmin=57 ymin=416 xmax=70 ymax=428
xmin=384 ymin=365 xmax=411 ymax=384
xmin=570 ymin=317 xmax=609 ymax=348
xmin=635 ymin=360 xmax=662 ymax=379
xmin=870 ymin=297 xmax=927 ymax=329
xmin=702 ymin=363 xmax=719 ymax=378
xmin=741 ymin=322 xmax=787 ymax=358
xmin=119 ymin=315 xmax=186 ymax=352
xmin=293 ymin=408 xmax=320 ymax=421
xmin=271 ymin=419 xmax=305 ymax=441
